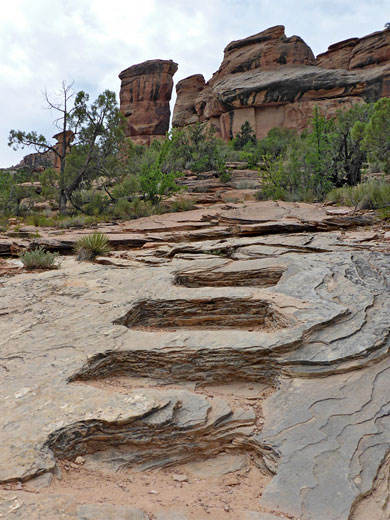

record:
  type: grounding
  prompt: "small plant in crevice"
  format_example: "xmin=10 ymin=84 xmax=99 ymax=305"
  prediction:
xmin=73 ymin=232 xmax=111 ymax=261
xmin=19 ymin=246 xmax=60 ymax=270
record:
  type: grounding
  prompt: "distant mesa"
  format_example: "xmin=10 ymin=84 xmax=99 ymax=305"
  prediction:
xmin=119 ymin=25 xmax=390 ymax=143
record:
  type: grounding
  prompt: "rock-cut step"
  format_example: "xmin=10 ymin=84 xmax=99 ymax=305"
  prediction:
xmin=45 ymin=389 xmax=274 ymax=474
xmin=113 ymin=297 xmax=291 ymax=330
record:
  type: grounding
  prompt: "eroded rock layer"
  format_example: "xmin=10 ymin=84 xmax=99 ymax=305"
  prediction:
xmin=318 ymin=29 xmax=390 ymax=70
xmin=172 ymin=25 xmax=390 ymax=139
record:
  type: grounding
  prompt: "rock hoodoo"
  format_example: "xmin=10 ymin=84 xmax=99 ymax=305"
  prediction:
xmin=119 ymin=59 xmax=178 ymax=145
xmin=171 ymin=25 xmax=390 ymax=140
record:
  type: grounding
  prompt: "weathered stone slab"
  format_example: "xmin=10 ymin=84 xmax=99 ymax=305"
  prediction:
xmin=78 ymin=504 xmax=149 ymax=520
xmin=259 ymin=357 xmax=390 ymax=519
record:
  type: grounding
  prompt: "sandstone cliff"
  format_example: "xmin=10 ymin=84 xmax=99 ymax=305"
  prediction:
xmin=172 ymin=25 xmax=390 ymax=140
xmin=119 ymin=59 xmax=178 ymax=145
xmin=317 ymin=29 xmax=390 ymax=70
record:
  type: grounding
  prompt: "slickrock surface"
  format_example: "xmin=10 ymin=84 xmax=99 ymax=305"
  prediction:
xmin=1 ymin=200 xmax=390 ymax=518
xmin=172 ymin=25 xmax=390 ymax=139
xmin=0 ymin=200 xmax=374 ymax=256
xmin=119 ymin=59 xmax=178 ymax=145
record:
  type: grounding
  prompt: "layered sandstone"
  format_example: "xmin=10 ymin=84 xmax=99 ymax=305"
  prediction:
xmin=172 ymin=25 xmax=390 ymax=140
xmin=317 ymin=28 xmax=390 ymax=70
xmin=119 ymin=59 xmax=178 ymax=145
xmin=172 ymin=74 xmax=205 ymax=127
xmin=212 ymin=24 xmax=315 ymax=77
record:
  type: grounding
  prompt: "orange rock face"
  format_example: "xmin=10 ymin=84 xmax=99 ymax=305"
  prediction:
xmin=172 ymin=26 xmax=390 ymax=140
xmin=172 ymin=74 xmax=206 ymax=128
xmin=317 ymin=29 xmax=390 ymax=70
xmin=119 ymin=59 xmax=178 ymax=145
xmin=215 ymin=25 xmax=315 ymax=78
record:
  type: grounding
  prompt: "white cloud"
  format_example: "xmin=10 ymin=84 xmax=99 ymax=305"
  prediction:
xmin=0 ymin=0 xmax=388 ymax=166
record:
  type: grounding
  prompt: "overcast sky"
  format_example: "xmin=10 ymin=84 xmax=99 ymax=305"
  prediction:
xmin=0 ymin=0 xmax=388 ymax=167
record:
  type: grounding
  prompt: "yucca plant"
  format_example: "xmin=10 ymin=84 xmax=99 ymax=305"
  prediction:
xmin=73 ymin=232 xmax=111 ymax=261
xmin=19 ymin=246 xmax=60 ymax=270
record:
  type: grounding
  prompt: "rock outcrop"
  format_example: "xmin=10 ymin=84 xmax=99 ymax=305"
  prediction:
xmin=317 ymin=29 xmax=390 ymax=70
xmin=172 ymin=25 xmax=390 ymax=139
xmin=172 ymin=74 xmax=206 ymax=127
xmin=119 ymin=59 xmax=178 ymax=145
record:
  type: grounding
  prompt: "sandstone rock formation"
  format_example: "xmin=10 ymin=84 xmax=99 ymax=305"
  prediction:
xmin=172 ymin=74 xmax=206 ymax=127
xmin=119 ymin=59 xmax=178 ymax=145
xmin=172 ymin=25 xmax=390 ymax=139
xmin=317 ymin=28 xmax=390 ymax=70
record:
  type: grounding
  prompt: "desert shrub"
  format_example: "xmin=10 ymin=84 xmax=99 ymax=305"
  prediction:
xmin=112 ymin=198 xmax=154 ymax=219
xmin=379 ymin=207 xmax=390 ymax=219
xmin=217 ymin=167 xmax=232 ymax=184
xmin=39 ymin=168 xmax=59 ymax=200
xmin=326 ymin=181 xmax=390 ymax=209
xmin=74 ymin=232 xmax=111 ymax=261
xmin=58 ymin=216 xmax=88 ymax=228
xmin=25 ymin=214 xmax=57 ymax=227
xmin=70 ymin=190 xmax=111 ymax=216
xmin=0 ymin=217 xmax=8 ymax=232
xmin=235 ymin=179 xmax=260 ymax=189
xmin=111 ymin=176 xmax=139 ymax=200
xmin=19 ymin=246 xmax=60 ymax=269
xmin=330 ymin=103 xmax=373 ymax=186
xmin=239 ymin=150 xmax=259 ymax=169
xmin=169 ymin=198 xmax=196 ymax=212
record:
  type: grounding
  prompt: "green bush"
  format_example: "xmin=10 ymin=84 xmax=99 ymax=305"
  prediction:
xmin=25 ymin=214 xmax=57 ymax=227
xmin=70 ymin=191 xmax=110 ymax=216
xmin=19 ymin=246 xmax=60 ymax=269
xmin=169 ymin=198 xmax=196 ymax=213
xmin=58 ymin=216 xmax=89 ymax=229
xmin=111 ymin=176 xmax=139 ymax=200
xmin=112 ymin=198 xmax=154 ymax=219
xmin=0 ymin=217 xmax=9 ymax=232
xmin=73 ymin=232 xmax=111 ymax=261
xmin=379 ymin=207 xmax=390 ymax=219
xmin=326 ymin=181 xmax=390 ymax=209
